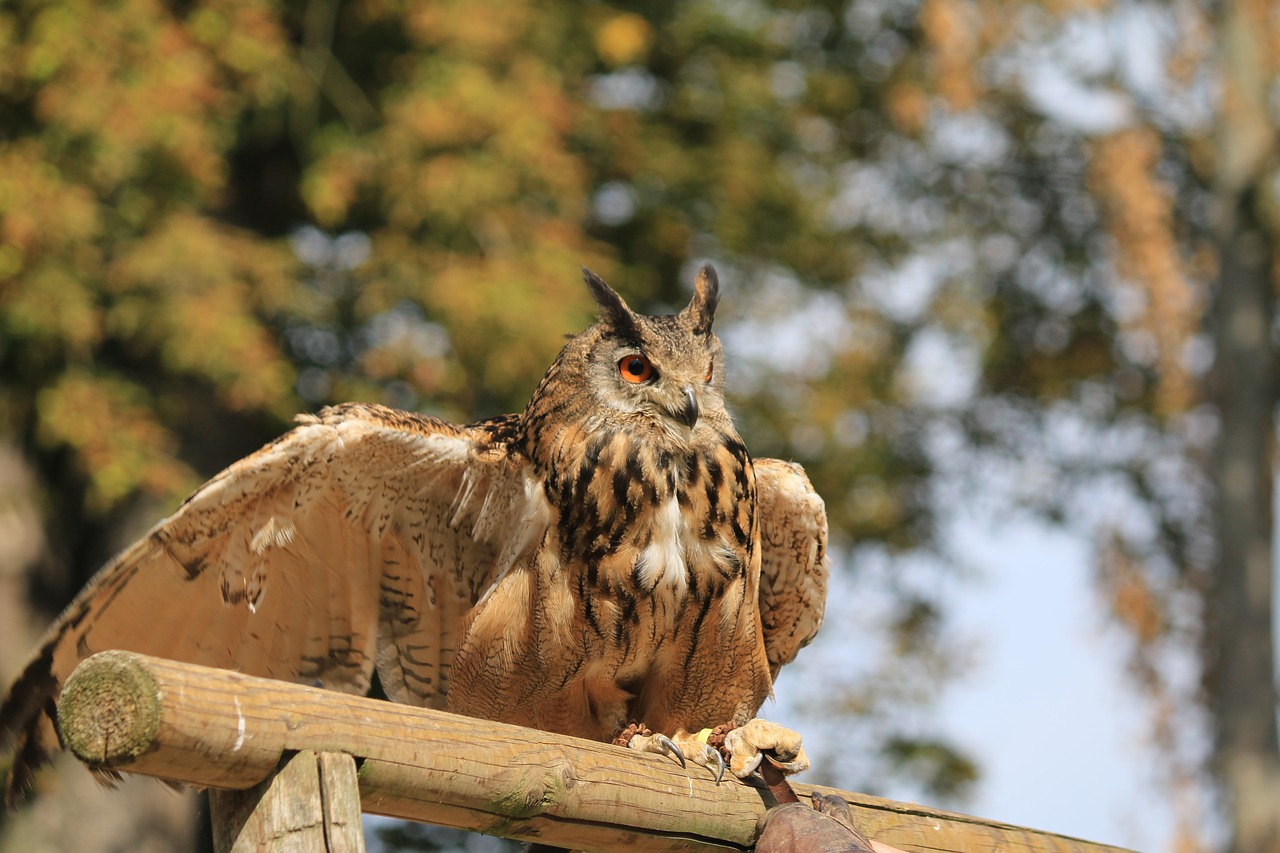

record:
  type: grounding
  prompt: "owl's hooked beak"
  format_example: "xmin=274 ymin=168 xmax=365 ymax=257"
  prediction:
xmin=671 ymin=385 xmax=700 ymax=428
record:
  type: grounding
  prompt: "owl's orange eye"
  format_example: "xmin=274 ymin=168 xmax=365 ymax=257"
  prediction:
xmin=704 ymin=361 xmax=714 ymax=382
xmin=618 ymin=354 xmax=655 ymax=384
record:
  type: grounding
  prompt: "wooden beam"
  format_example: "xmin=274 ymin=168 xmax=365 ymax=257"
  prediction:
xmin=57 ymin=650 xmax=1135 ymax=853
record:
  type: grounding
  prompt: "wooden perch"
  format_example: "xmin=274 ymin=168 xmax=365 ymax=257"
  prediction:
xmin=57 ymin=651 xmax=1135 ymax=853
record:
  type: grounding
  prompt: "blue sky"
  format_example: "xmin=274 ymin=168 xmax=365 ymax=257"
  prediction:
xmin=938 ymin=515 xmax=1172 ymax=850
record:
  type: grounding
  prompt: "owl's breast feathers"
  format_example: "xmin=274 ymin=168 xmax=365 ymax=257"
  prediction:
xmin=529 ymin=419 xmax=759 ymax=629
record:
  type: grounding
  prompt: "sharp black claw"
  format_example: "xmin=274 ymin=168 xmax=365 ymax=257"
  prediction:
xmin=707 ymin=745 xmax=726 ymax=785
xmin=655 ymin=734 xmax=686 ymax=768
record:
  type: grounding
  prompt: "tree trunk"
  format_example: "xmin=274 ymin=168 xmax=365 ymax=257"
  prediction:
xmin=1207 ymin=6 xmax=1280 ymax=852
xmin=1208 ymin=182 xmax=1280 ymax=853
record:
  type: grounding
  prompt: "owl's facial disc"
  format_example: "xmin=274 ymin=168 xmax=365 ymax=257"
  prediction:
xmin=580 ymin=266 xmax=723 ymax=436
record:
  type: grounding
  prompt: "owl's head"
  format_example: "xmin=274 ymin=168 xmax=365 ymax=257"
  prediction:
xmin=567 ymin=265 xmax=729 ymax=441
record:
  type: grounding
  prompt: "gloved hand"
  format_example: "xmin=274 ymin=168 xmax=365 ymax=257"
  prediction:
xmin=755 ymin=793 xmax=878 ymax=853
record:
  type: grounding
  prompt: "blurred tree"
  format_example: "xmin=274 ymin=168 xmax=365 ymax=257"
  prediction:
xmin=1202 ymin=5 xmax=1280 ymax=851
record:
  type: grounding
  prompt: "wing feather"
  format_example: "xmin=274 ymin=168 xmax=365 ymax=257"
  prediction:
xmin=0 ymin=403 xmax=536 ymax=804
xmin=754 ymin=458 xmax=830 ymax=679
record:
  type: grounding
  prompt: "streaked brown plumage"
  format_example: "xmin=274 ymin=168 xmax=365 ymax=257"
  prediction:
xmin=0 ymin=266 xmax=828 ymax=803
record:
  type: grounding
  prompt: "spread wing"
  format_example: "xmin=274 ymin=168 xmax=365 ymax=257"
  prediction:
xmin=0 ymin=402 xmax=545 ymax=804
xmin=754 ymin=458 xmax=830 ymax=679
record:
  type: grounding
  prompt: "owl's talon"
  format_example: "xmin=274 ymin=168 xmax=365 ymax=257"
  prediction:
xmin=705 ymin=743 xmax=726 ymax=785
xmin=628 ymin=731 xmax=688 ymax=769
xmin=655 ymin=734 xmax=686 ymax=768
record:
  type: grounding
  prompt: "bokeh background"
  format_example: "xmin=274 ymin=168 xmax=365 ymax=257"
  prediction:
xmin=1 ymin=1 xmax=1276 ymax=852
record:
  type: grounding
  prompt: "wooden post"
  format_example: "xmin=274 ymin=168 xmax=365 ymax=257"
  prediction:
xmin=57 ymin=651 xmax=1137 ymax=853
xmin=209 ymin=751 xmax=364 ymax=853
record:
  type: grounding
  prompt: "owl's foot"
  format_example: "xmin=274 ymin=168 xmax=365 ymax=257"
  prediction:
xmin=615 ymin=722 xmax=727 ymax=784
xmin=721 ymin=718 xmax=809 ymax=778
xmin=616 ymin=719 xmax=808 ymax=783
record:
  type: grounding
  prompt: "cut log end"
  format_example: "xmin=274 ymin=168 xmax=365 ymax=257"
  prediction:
xmin=59 ymin=649 xmax=162 ymax=766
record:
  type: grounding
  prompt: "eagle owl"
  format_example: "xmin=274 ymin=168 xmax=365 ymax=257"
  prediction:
xmin=1 ymin=266 xmax=829 ymax=803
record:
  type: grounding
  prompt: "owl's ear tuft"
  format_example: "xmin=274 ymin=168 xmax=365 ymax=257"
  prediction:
xmin=583 ymin=267 xmax=640 ymax=340
xmin=686 ymin=265 xmax=720 ymax=335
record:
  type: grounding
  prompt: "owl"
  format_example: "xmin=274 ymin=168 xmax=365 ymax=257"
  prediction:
xmin=0 ymin=266 xmax=829 ymax=804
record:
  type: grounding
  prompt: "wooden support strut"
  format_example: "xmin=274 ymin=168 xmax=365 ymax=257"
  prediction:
xmin=56 ymin=650 xmax=1137 ymax=853
xmin=209 ymin=750 xmax=365 ymax=853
